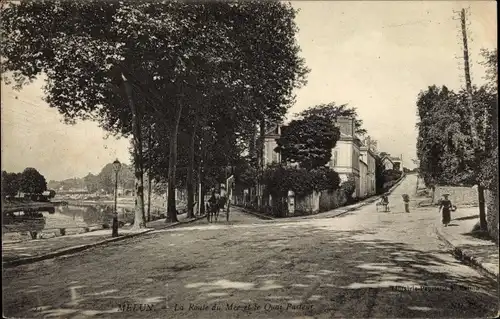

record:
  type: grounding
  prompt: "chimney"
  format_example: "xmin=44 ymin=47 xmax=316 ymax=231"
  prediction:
xmin=336 ymin=117 xmax=354 ymax=137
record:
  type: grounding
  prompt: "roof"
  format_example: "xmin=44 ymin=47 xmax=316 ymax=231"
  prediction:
xmin=381 ymin=156 xmax=394 ymax=164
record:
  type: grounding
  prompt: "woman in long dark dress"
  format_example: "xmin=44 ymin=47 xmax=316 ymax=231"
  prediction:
xmin=439 ymin=194 xmax=453 ymax=226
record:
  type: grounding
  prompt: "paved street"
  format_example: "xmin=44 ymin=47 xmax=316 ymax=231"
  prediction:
xmin=2 ymin=175 xmax=498 ymax=318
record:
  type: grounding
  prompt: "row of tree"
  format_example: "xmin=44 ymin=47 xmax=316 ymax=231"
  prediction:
xmin=48 ymin=163 xmax=136 ymax=194
xmin=1 ymin=1 xmax=308 ymax=227
xmin=416 ymin=48 xmax=497 ymax=231
xmin=1 ymin=168 xmax=48 ymax=198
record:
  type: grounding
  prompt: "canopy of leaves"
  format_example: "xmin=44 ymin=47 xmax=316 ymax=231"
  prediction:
xmin=276 ymin=114 xmax=340 ymax=170
xmin=296 ymin=102 xmax=366 ymax=135
xmin=19 ymin=167 xmax=47 ymax=194
xmin=416 ymin=84 xmax=496 ymax=187
xmin=2 ymin=1 xmax=308 ymax=203
xmin=479 ymin=48 xmax=498 ymax=94
xmin=1 ymin=171 xmax=22 ymax=198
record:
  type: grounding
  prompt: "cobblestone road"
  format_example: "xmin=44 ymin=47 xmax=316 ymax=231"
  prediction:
xmin=3 ymin=175 xmax=498 ymax=318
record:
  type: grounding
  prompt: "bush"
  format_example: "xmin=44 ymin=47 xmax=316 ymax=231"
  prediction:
xmin=262 ymin=164 xmax=340 ymax=197
xmin=383 ymin=169 xmax=402 ymax=184
xmin=340 ymin=180 xmax=356 ymax=202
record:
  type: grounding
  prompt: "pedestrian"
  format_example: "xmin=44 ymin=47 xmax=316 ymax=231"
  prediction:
xmin=382 ymin=194 xmax=390 ymax=212
xmin=402 ymin=194 xmax=410 ymax=213
xmin=439 ymin=194 xmax=453 ymax=227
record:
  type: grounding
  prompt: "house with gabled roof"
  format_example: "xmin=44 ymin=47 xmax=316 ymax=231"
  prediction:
xmin=381 ymin=154 xmax=403 ymax=171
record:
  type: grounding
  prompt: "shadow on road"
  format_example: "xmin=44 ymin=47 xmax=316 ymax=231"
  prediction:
xmin=2 ymin=226 xmax=498 ymax=319
xmin=454 ymin=215 xmax=480 ymax=221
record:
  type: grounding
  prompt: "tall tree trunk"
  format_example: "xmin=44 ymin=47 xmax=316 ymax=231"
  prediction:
xmin=492 ymin=92 xmax=499 ymax=240
xmin=257 ymin=120 xmax=266 ymax=208
xmin=147 ymin=127 xmax=153 ymax=222
xmin=122 ymin=73 xmax=145 ymax=229
xmin=166 ymin=102 xmax=183 ymax=223
xmin=478 ymin=185 xmax=487 ymax=230
xmin=198 ymin=134 xmax=205 ymax=216
xmin=186 ymin=124 xmax=197 ymax=219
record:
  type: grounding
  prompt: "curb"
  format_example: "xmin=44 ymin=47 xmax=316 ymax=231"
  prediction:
xmin=238 ymin=207 xmax=275 ymax=220
xmin=150 ymin=214 xmax=208 ymax=230
xmin=323 ymin=196 xmax=380 ymax=219
xmin=2 ymin=215 xmax=207 ymax=268
xmin=434 ymin=225 xmax=498 ymax=283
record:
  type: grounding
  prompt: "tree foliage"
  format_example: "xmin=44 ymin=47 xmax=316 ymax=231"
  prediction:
xmin=19 ymin=168 xmax=47 ymax=194
xmin=276 ymin=114 xmax=340 ymax=169
xmin=296 ymin=102 xmax=366 ymax=135
xmin=1 ymin=171 xmax=22 ymax=198
xmin=416 ymin=84 xmax=496 ymax=188
xmin=1 ymin=1 xmax=308 ymax=222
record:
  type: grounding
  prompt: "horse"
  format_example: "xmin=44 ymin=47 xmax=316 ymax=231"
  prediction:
xmin=206 ymin=195 xmax=228 ymax=223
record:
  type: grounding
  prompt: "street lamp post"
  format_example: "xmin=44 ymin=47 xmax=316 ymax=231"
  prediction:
xmin=112 ymin=159 xmax=122 ymax=237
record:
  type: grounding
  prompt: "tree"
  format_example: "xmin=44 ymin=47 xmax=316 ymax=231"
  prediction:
xmin=478 ymin=48 xmax=498 ymax=238
xmin=297 ymin=102 xmax=366 ymax=135
xmin=416 ymin=81 xmax=497 ymax=230
xmin=375 ymin=155 xmax=386 ymax=194
xmin=135 ymin=1 xmax=308 ymax=218
xmin=1 ymin=1 xmax=148 ymax=228
xmin=1 ymin=1 xmax=308 ymax=223
xmin=276 ymin=114 xmax=340 ymax=170
xmin=83 ymin=173 xmax=100 ymax=193
xmin=19 ymin=168 xmax=47 ymax=194
xmin=1 ymin=171 xmax=21 ymax=198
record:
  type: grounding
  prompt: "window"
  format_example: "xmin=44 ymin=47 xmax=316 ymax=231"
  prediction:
xmin=333 ymin=150 xmax=338 ymax=167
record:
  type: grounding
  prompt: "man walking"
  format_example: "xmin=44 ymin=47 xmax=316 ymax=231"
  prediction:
xmin=402 ymin=194 xmax=410 ymax=213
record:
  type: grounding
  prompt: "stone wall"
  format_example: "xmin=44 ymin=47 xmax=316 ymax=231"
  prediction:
xmin=295 ymin=193 xmax=315 ymax=215
xmin=432 ymin=186 xmax=478 ymax=206
xmin=319 ymin=189 xmax=347 ymax=212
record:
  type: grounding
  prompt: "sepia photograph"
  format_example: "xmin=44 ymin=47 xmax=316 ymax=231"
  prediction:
xmin=1 ymin=0 xmax=498 ymax=318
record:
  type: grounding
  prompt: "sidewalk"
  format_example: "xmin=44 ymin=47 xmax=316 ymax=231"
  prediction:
xmin=434 ymin=206 xmax=499 ymax=281
xmin=2 ymin=214 xmax=206 ymax=268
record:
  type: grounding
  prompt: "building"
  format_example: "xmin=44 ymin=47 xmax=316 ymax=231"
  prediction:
xmin=359 ymin=159 xmax=368 ymax=198
xmin=360 ymin=144 xmax=376 ymax=196
xmin=327 ymin=117 xmax=362 ymax=197
xmin=262 ymin=125 xmax=282 ymax=166
xmin=261 ymin=118 xmax=377 ymax=199
xmin=381 ymin=155 xmax=403 ymax=171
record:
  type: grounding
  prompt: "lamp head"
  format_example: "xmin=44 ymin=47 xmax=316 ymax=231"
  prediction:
xmin=112 ymin=159 xmax=122 ymax=173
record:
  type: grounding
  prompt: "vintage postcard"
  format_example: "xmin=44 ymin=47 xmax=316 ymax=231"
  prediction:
xmin=1 ymin=1 xmax=498 ymax=318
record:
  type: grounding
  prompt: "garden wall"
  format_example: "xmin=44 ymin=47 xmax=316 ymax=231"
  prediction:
xmin=319 ymin=189 xmax=347 ymax=212
xmin=432 ymin=186 xmax=478 ymax=206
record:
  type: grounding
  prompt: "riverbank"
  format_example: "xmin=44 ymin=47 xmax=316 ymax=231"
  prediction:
xmin=1 ymin=200 xmax=59 ymax=213
xmin=62 ymin=197 xmax=167 ymax=211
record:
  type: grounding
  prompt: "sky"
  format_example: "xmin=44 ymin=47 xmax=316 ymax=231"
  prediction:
xmin=1 ymin=1 xmax=497 ymax=181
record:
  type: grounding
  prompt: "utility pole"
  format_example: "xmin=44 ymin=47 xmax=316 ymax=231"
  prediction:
xmin=459 ymin=8 xmax=480 ymax=146
xmin=457 ymin=8 xmax=487 ymax=230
